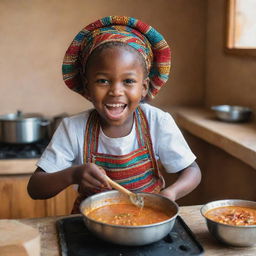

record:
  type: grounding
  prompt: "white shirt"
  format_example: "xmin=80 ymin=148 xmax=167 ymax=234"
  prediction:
xmin=37 ymin=103 xmax=196 ymax=173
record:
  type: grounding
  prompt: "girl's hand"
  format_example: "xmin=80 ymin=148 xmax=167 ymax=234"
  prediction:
xmin=160 ymin=189 xmax=176 ymax=201
xmin=73 ymin=163 xmax=112 ymax=195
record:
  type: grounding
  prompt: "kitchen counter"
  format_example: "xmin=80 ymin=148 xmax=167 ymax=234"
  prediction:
xmin=18 ymin=205 xmax=256 ymax=256
xmin=0 ymin=158 xmax=37 ymax=174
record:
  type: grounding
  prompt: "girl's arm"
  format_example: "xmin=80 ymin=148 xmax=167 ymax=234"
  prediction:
xmin=160 ymin=161 xmax=201 ymax=201
xmin=27 ymin=164 xmax=110 ymax=199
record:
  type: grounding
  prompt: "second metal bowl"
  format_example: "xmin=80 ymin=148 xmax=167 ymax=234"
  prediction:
xmin=211 ymin=105 xmax=252 ymax=122
xmin=201 ymin=199 xmax=256 ymax=247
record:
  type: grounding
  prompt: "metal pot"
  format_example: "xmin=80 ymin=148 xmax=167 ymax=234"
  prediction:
xmin=0 ymin=110 xmax=50 ymax=144
xmin=80 ymin=191 xmax=179 ymax=246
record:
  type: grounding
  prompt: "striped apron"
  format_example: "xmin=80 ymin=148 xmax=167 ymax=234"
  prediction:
xmin=71 ymin=107 xmax=164 ymax=213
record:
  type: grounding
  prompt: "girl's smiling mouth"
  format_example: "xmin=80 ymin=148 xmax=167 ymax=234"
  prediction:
xmin=104 ymin=103 xmax=127 ymax=120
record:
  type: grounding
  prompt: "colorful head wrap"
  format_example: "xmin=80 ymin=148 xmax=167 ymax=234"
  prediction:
xmin=62 ymin=16 xmax=171 ymax=99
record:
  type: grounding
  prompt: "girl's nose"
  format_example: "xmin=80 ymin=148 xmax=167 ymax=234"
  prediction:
xmin=108 ymin=82 xmax=124 ymax=96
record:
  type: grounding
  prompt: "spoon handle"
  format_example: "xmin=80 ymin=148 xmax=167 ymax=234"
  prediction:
xmin=104 ymin=175 xmax=133 ymax=197
xmin=104 ymin=175 xmax=144 ymax=208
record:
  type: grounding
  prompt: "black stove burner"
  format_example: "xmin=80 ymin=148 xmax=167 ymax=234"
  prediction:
xmin=0 ymin=140 xmax=49 ymax=159
xmin=57 ymin=216 xmax=204 ymax=256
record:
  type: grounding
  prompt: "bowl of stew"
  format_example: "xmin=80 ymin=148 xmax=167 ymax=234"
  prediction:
xmin=80 ymin=190 xmax=179 ymax=246
xmin=201 ymin=199 xmax=256 ymax=246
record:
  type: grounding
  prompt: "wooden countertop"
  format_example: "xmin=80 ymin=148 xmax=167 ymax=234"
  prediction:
xmin=17 ymin=205 xmax=256 ymax=256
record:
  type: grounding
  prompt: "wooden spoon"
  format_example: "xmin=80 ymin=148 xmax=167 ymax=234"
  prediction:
xmin=104 ymin=175 xmax=144 ymax=208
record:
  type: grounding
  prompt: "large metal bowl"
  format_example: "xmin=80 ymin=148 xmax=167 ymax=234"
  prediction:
xmin=80 ymin=190 xmax=179 ymax=246
xmin=211 ymin=105 xmax=252 ymax=122
xmin=201 ymin=199 xmax=256 ymax=246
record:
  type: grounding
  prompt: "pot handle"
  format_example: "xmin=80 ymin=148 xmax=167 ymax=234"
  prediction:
xmin=40 ymin=119 xmax=50 ymax=126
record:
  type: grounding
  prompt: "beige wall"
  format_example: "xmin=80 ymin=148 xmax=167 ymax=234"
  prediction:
xmin=0 ymin=0 xmax=206 ymax=117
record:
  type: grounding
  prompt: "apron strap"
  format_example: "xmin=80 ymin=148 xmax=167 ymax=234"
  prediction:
xmin=136 ymin=107 xmax=163 ymax=183
xmin=84 ymin=110 xmax=100 ymax=163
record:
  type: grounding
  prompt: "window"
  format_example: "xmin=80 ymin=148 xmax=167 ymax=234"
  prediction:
xmin=226 ymin=0 xmax=256 ymax=56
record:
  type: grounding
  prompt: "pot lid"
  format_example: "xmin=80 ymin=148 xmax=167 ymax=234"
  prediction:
xmin=0 ymin=110 xmax=44 ymax=121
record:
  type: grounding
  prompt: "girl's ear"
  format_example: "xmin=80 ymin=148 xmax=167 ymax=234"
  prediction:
xmin=141 ymin=77 xmax=150 ymax=99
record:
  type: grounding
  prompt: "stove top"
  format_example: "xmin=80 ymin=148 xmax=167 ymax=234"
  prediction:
xmin=0 ymin=140 xmax=49 ymax=159
xmin=57 ymin=216 xmax=204 ymax=256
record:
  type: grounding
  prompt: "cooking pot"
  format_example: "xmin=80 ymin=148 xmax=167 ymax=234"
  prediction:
xmin=0 ymin=110 xmax=50 ymax=144
xmin=80 ymin=191 xmax=179 ymax=246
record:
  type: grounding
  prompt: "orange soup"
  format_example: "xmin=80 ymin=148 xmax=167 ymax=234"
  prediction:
xmin=86 ymin=203 xmax=172 ymax=226
xmin=205 ymin=206 xmax=256 ymax=226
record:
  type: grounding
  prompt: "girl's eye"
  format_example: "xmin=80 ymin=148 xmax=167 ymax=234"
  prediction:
xmin=96 ymin=79 xmax=109 ymax=85
xmin=124 ymin=79 xmax=136 ymax=84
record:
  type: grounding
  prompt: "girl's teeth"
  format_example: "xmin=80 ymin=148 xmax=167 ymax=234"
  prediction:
xmin=106 ymin=104 xmax=124 ymax=107
xmin=105 ymin=103 xmax=126 ymax=117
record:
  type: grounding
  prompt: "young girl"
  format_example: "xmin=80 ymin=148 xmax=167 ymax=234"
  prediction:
xmin=27 ymin=16 xmax=201 ymax=213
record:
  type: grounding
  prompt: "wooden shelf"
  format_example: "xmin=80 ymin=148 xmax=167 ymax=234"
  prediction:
xmin=169 ymin=107 xmax=256 ymax=169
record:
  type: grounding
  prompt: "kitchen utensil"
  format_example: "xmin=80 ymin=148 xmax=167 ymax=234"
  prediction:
xmin=0 ymin=110 xmax=50 ymax=144
xmin=211 ymin=105 xmax=252 ymax=122
xmin=80 ymin=190 xmax=179 ymax=246
xmin=201 ymin=199 xmax=256 ymax=246
xmin=104 ymin=175 xmax=144 ymax=208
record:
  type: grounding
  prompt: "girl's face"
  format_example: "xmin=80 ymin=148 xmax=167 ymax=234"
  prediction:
xmin=84 ymin=46 xmax=148 ymax=133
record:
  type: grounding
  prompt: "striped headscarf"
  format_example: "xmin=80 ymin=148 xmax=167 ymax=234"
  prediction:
xmin=62 ymin=16 xmax=171 ymax=99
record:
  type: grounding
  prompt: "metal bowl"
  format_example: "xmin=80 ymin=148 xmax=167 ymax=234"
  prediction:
xmin=211 ymin=105 xmax=252 ymax=122
xmin=80 ymin=190 xmax=179 ymax=246
xmin=201 ymin=199 xmax=256 ymax=246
